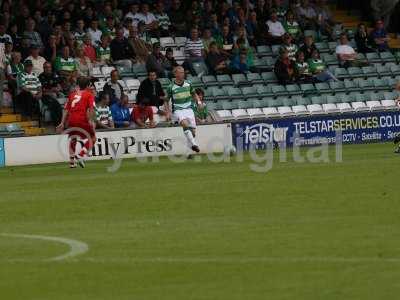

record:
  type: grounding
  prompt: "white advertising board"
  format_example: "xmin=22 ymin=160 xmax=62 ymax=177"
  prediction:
xmin=4 ymin=124 xmax=233 ymax=166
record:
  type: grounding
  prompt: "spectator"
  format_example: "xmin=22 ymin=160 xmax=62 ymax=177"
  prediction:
xmin=146 ymin=42 xmax=168 ymax=78
xmin=154 ymin=0 xmax=171 ymax=37
xmin=87 ymin=19 xmax=102 ymax=46
xmin=280 ymin=33 xmax=298 ymax=61
xmin=96 ymin=34 xmax=112 ymax=65
xmin=103 ymin=69 xmax=124 ymax=105
xmin=299 ymin=35 xmax=317 ymax=60
xmin=184 ymin=28 xmax=206 ymax=75
xmin=38 ymin=62 xmax=63 ymax=125
xmin=274 ymin=48 xmax=296 ymax=85
xmin=0 ymin=22 xmax=12 ymax=44
xmin=266 ymin=10 xmax=286 ymax=45
xmin=44 ymin=34 xmax=58 ymax=63
xmin=82 ymin=34 xmax=97 ymax=63
xmin=206 ymin=41 xmax=230 ymax=75
xmin=137 ymin=21 xmax=151 ymax=44
xmin=336 ymin=33 xmax=369 ymax=68
xmin=283 ymin=11 xmax=302 ymax=42
xmin=74 ymin=19 xmax=87 ymax=45
xmin=193 ymin=88 xmax=208 ymax=124
xmin=137 ymin=3 xmax=157 ymax=34
xmin=9 ymin=23 xmax=22 ymax=50
xmin=370 ymin=19 xmax=390 ymax=52
xmin=23 ymin=18 xmax=44 ymax=49
xmin=16 ymin=59 xmax=42 ymax=117
xmin=6 ymin=51 xmax=24 ymax=97
xmin=95 ymin=92 xmax=114 ymax=129
xmin=65 ymin=33 xmax=77 ymax=58
xmin=202 ymin=28 xmax=215 ymax=53
xmin=294 ymin=51 xmax=314 ymax=83
xmin=230 ymin=49 xmax=250 ymax=74
xmin=110 ymin=27 xmax=136 ymax=68
xmin=273 ymin=0 xmax=288 ymax=21
xmin=297 ymin=0 xmax=317 ymax=30
xmin=208 ymin=13 xmax=222 ymax=38
xmin=75 ymin=46 xmax=93 ymax=78
xmin=308 ymin=49 xmax=338 ymax=82
xmin=25 ymin=45 xmax=46 ymax=75
xmin=127 ymin=25 xmax=150 ymax=64
xmin=233 ymin=38 xmax=255 ymax=68
xmin=218 ymin=25 xmax=234 ymax=53
xmin=54 ymin=45 xmax=78 ymax=83
xmin=102 ymin=16 xmax=116 ymax=41
xmin=164 ymin=48 xmax=179 ymax=74
xmin=355 ymin=23 xmax=374 ymax=53
xmin=169 ymin=0 xmax=187 ymax=35
xmin=110 ymin=94 xmax=131 ymax=128
xmin=136 ymin=70 xmax=166 ymax=114
xmin=125 ymin=3 xmax=141 ymax=27
xmin=370 ymin=0 xmax=400 ymax=29
xmin=314 ymin=0 xmax=336 ymax=39
xmin=132 ymin=97 xmax=156 ymax=128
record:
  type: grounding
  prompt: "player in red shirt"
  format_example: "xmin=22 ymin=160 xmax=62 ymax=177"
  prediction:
xmin=57 ymin=77 xmax=96 ymax=168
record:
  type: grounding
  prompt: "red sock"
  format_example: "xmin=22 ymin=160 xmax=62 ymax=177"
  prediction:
xmin=69 ymin=139 xmax=77 ymax=157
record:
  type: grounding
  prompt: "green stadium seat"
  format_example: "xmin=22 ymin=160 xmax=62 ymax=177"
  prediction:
xmin=206 ymin=102 xmax=218 ymax=110
xmin=328 ymin=41 xmax=338 ymax=52
xmin=222 ymin=101 xmax=237 ymax=110
xmin=247 ymin=73 xmax=264 ymax=84
xmin=366 ymin=52 xmax=381 ymax=64
xmin=117 ymin=65 xmax=135 ymax=77
xmin=249 ymin=98 xmax=262 ymax=108
xmin=282 ymin=97 xmax=296 ymax=107
xmin=261 ymin=72 xmax=278 ymax=84
xmin=271 ymin=45 xmax=281 ymax=56
xmin=311 ymin=95 xmax=328 ymax=104
xmin=385 ymin=77 xmax=398 ymax=87
xmin=293 ymin=96 xmax=310 ymax=106
xmin=336 ymin=93 xmax=350 ymax=103
xmin=356 ymin=78 xmax=375 ymax=90
xmin=380 ymin=51 xmax=396 ymax=63
xmin=232 ymin=74 xmax=248 ymax=86
xmin=238 ymin=100 xmax=253 ymax=109
xmin=372 ymin=78 xmax=389 ymax=90
xmin=266 ymin=98 xmax=283 ymax=107
xmin=256 ymin=45 xmax=273 ymax=57
xmin=241 ymin=86 xmax=259 ymax=99
xmin=300 ymin=83 xmax=315 ymax=93
xmin=256 ymin=85 xmax=273 ymax=97
xmin=192 ymin=61 xmax=209 ymax=76
xmin=344 ymin=79 xmax=360 ymax=92
xmin=364 ymin=91 xmax=381 ymax=102
xmin=383 ymin=91 xmax=397 ymax=100
xmin=202 ymin=75 xmax=218 ymax=87
xmin=216 ymin=74 xmax=233 ymax=86
xmin=187 ymin=76 xmax=204 ymax=88
xmin=212 ymin=87 xmax=228 ymax=100
xmin=322 ymin=53 xmax=339 ymax=66
xmin=333 ymin=67 xmax=349 ymax=79
xmin=329 ymin=81 xmax=346 ymax=93
xmin=224 ymin=86 xmax=243 ymax=99
xmin=327 ymin=95 xmax=339 ymax=103
xmin=132 ymin=64 xmax=147 ymax=77
xmin=389 ymin=63 xmax=400 ymax=76
xmin=271 ymin=85 xmax=287 ymax=96
xmin=285 ymin=84 xmax=301 ymax=95
xmin=158 ymin=78 xmax=171 ymax=88
xmin=304 ymin=30 xmax=317 ymax=40
xmin=315 ymin=42 xmax=330 ymax=53
xmin=347 ymin=67 xmax=363 ymax=78
xmin=376 ymin=64 xmax=392 ymax=77
xmin=315 ymin=82 xmax=331 ymax=94
xmin=362 ymin=65 xmax=378 ymax=77
xmin=356 ymin=53 xmax=366 ymax=61
xmin=204 ymin=88 xmax=214 ymax=101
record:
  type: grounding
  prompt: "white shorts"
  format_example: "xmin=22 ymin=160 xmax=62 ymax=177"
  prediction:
xmin=173 ymin=108 xmax=196 ymax=129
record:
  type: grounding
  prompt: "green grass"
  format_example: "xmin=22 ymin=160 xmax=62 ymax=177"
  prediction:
xmin=0 ymin=143 xmax=399 ymax=300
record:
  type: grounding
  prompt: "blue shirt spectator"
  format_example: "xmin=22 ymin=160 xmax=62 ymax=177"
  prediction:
xmin=370 ymin=20 xmax=390 ymax=51
xmin=110 ymin=95 xmax=131 ymax=128
xmin=230 ymin=51 xmax=250 ymax=74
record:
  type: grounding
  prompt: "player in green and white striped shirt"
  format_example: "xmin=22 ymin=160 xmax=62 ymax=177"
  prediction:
xmin=95 ymin=93 xmax=114 ymax=129
xmin=165 ymin=66 xmax=200 ymax=153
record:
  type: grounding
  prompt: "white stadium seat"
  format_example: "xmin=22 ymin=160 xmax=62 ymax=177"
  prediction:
xmin=94 ymin=81 xmax=106 ymax=92
xmin=102 ymin=66 xmax=115 ymax=77
xmin=351 ymin=101 xmax=370 ymax=112
xmin=337 ymin=103 xmax=354 ymax=113
xmin=247 ymin=108 xmax=264 ymax=117
xmin=117 ymin=80 xmax=128 ymax=91
xmin=160 ymin=37 xmax=175 ymax=48
xmin=216 ymin=110 xmax=232 ymax=118
xmin=231 ymin=109 xmax=249 ymax=118
xmin=175 ymin=36 xmax=187 ymax=47
xmin=322 ymin=103 xmax=340 ymax=113
xmin=381 ymin=99 xmax=398 ymax=109
xmin=277 ymin=106 xmax=294 ymax=116
xmin=292 ymin=105 xmax=309 ymax=115
xmin=127 ymin=91 xmax=137 ymax=102
xmin=366 ymin=100 xmax=382 ymax=111
xmin=307 ymin=104 xmax=324 ymax=114
xmin=125 ymin=79 xmax=141 ymax=91
xmin=262 ymin=107 xmax=280 ymax=117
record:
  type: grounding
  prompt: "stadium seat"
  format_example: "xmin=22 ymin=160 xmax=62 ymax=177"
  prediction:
xmin=329 ymin=81 xmax=346 ymax=93
xmin=261 ymin=72 xmax=278 ymax=84
xmin=160 ymin=37 xmax=175 ymax=48
xmin=125 ymin=79 xmax=141 ymax=91
xmin=366 ymin=100 xmax=383 ymax=110
xmin=300 ymin=83 xmax=315 ymax=94
xmin=262 ymin=107 xmax=280 ymax=117
xmin=192 ymin=62 xmax=209 ymax=76
xmin=282 ymin=97 xmax=297 ymax=107
xmin=344 ymin=79 xmax=360 ymax=92
xmin=202 ymin=75 xmax=218 ymax=87
xmin=238 ymin=100 xmax=253 ymax=109
xmin=102 ymin=66 xmax=115 ymax=77
xmin=347 ymin=67 xmax=363 ymax=78
xmin=247 ymin=107 xmax=264 ymax=117
xmin=6 ymin=123 xmax=24 ymax=136
xmin=311 ymin=95 xmax=327 ymax=104
xmin=366 ymin=52 xmax=381 ymax=64
xmin=241 ymin=86 xmax=259 ymax=99
xmin=328 ymin=41 xmax=338 ymax=52
xmin=322 ymin=103 xmax=340 ymax=113
xmin=356 ymin=78 xmax=375 ymax=91
xmin=222 ymin=100 xmax=238 ymax=110
xmin=271 ymin=85 xmax=287 ymax=96
xmin=206 ymin=102 xmax=217 ymax=110
xmin=315 ymin=42 xmax=330 ymax=53
xmin=361 ymin=66 xmax=378 ymax=77
xmin=315 ymin=82 xmax=331 ymax=94
xmin=256 ymin=45 xmax=273 ymax=57
xmin=292 ymin=105 xmax=309 ymax=115
xmin=216 ymin=74 xmax=233 ymax=86
xmin=132 ymin=64 xmax=147 ymax=77
xmin=158 ymin=78 xmax=171 ymax=88
xmin=304 ymin=30 xmax=317 ymax=40
xmin=212 ymin=88 xmax=228 ymax=100
xmin=337 ymin=102 xmax=354 ymax=113
xmin=256 ymin=85 xmax=273 ymax=97
xmin=117 ymin=65 xmax=134 ymax=77
xmin=323 ymin=53 xmax=339 ymax=66
xmin=92 ymin=67 xmax=103 ymax=78
xmin=351 ymin=101 xmax=369 ymax=111
xmin=203 ymin=88 xmax=214 ymax=101
xmin=247 ymin=73 xmax=264 ymax=84
xmin=383 ymin=91 xmax=398 ymax=100
xmin=94 ymin=81 xmax=106 ymax=92
xmin=187 ymin=76 xmax=204 ymax=88
xmin=216 ymin=110 xmax=233 ymax=118
xmin=224 ymin=86 xmax=243 ymax=99
xmin=173 ymin=49 xmax=185 ymax=62
xmin=333 ymin=67 xmax=349 ymax=79
xmin=277 ymin=106 xmax=294 ymax=116
xmin=381 ymin=99 xmax=398 ymax=109
xmin=271 ymin=45 xmax=280 ymax=56
xmin=231 ymin=109 xmax=249 ymax=118
xmin=232 ymin=73 xmax=248 ymax=86
xmin=307 ymin=104 xmax=324 ymax=114
xmin=127 ymin=91 xmax=137 ymax=102
xmin=376 ymin=64 xmax=392 ymax=77
xmin=294 ymin=96 xmax=310 ymax=106
xmin=286 ymin=84 xmax=302 ymax=95
xmin=174 ymin=36 xmax=187 ymax=48
xmin=372 ymin=78 xmax=389 ymax=90
xmin=327 ymin=95 xmax=340 ymax=104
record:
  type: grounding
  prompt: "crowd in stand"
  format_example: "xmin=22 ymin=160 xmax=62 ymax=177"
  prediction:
xmin=0 ymin=0 xmax=396 ymax=130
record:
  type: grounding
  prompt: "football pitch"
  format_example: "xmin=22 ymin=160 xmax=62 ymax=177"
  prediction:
xmin=1 ymin=143 xmax=399 ymax=300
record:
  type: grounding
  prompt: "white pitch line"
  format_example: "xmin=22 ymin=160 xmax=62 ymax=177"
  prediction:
xmin=1 ymin=233 xmax=89 ymax=261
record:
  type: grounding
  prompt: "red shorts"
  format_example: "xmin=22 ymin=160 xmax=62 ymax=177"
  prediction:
xmin=67 ymin=122 xmax=96 ymax=140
